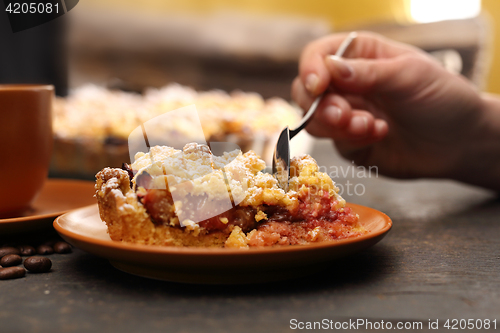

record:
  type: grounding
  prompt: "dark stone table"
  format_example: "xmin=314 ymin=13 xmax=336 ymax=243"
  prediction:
xmin=1 ymin=140 xmax=499 ymax=333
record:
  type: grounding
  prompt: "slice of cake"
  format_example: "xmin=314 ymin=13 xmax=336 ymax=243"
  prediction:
xmin=95 ymin=143 xmax=365 ymax=248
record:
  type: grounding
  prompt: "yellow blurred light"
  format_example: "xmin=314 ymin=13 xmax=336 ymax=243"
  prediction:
xmin=410 ymin=0 xmax=481 ymax=23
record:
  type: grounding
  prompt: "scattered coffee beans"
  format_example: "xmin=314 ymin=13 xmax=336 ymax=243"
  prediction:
xmin=0 ymin=247 xmax=21 ymax=258
xmin=0 ymin=266 xmax=26 ymax=280
xmin=0 ymin=254 xmax=22 ymax=267
xmin=24 ymin=256 xmax=52 ymax=273
xmin=53 ymin=241 xmax=72 ymax=254
xmin=0 ymin=234 xmax=74 ymax=280
xmin=17 ymin=245 xmax=36 ymax=256
xmin=36 ymin=245 xmax=54 ymax=255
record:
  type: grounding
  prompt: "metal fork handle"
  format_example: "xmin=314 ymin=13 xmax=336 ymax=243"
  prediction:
xmin=289 ymin=32 xmax=358 ymax=140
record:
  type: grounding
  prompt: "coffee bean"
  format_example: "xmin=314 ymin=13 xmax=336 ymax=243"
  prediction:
xmin=17 ymin=245 xmax=36 ymax=256
xmin=24 ymin=256 xmax=52 ymax=273
xmin=36 ymin=245 xmax=54 ymax=255
xmin=0 ymin=266 xmax=26 ymax=280
xmin=0 ymin=247 xmax=21 ymax=258
xmin=53 ymin=241 xmax=72 ymax=254
xmin=0 ymin=254 xmax=22 ymax=267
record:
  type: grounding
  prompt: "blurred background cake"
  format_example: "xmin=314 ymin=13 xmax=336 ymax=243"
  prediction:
xmin=50 ymin=84 xmax=310 ymax=179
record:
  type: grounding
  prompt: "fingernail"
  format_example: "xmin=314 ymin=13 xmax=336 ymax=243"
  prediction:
xmin=305 ymin=73 xmax=319 ymax=93
xmin=350 ymin=116 xmax=368 ymax=134
xmin=327 ymin=55 xmax=354 ymax=78
xmin=325 ymin=106 xmax=342 ymax=125
xmin=374 ymin=119 xmax=388 ymax=137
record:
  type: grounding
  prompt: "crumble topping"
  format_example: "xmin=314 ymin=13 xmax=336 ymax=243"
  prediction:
xmin=53 ymin=83 xmax=302 ymax=141
xmin=130 ymin=143 xmax=344 ymax=216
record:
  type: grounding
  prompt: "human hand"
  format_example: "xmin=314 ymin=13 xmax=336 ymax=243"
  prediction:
xmin=292 ymin=31 xmax=490 ymax=182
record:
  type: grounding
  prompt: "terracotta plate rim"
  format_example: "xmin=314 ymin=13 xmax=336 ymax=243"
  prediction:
xmin=54 ymin=202 xmax=392 ymax=257
xmin=0 ymin=179 xmax=96 ymax=224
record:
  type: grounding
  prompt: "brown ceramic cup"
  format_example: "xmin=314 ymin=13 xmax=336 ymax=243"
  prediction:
xmin=0 ymin=84 xmax=54 ymax=217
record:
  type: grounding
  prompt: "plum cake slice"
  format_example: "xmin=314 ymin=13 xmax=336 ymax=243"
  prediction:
xmin=95 ymin=143 xmax=365 ymax=248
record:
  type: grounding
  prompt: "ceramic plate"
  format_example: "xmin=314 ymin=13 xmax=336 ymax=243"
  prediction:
xmin=54 ymin=203 xmax=392 ymax=284
xmin=0 ymin=179 xmax=96 ymax=234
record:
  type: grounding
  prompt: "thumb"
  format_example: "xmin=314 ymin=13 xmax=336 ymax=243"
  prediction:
xmin=325 ymin=54 xmax=433 ymax=95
